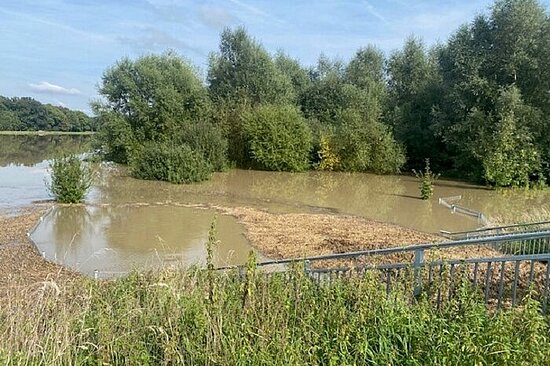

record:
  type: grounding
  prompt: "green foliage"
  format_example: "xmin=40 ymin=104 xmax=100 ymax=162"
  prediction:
xmin=130 ymin=142 xmax=212 ymax=184
xmin=93 ymin=112 xmax=135 ymax=164
xmin=315 ymin=133 xmax=340 ymax=171
xmin=413 ymin=159 xmax=440 ymax=200
xmin=433 ymin=0 xmax=549 ymax=186
xmin=386 ymin=37 xmax=443 ymax=170
xmin=2 ymin=268 xmax=550 ymax=365
xmin=95 ymin=52 xmax=225 ymax=182
xmin=242 ymin=105 xmax=311 ymax=172
xmin=88 ymin=1 xmax=550 ymax=186
xmin=0 ymin=96 xmax=96 ymax=132
xmin=178 ymin=121 xmax=228 ymax=172
xmin=333 ymin=110 xmax=405 ymax=174
xmin=47 ymin=154 xmax=92 ymax=203
xmin=98 ymin=52 xmax=211 ymax=142
xmin=208 ymin=27 xmax=294 ymax=106
xmin=482 ymin=87 xmax=542 ymax=187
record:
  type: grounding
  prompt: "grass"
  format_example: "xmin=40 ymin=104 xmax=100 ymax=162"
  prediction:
xmin=1 ymin=264 xmax=549 ymax=365
xmin=0 ymin=130 xmax=95 ymax=136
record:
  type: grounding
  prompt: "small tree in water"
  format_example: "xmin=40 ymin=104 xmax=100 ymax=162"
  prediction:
xmin=413 ymin=159 xmax=439 ymax=200
xmin=47 ymin=155 xmax=92 ymax=203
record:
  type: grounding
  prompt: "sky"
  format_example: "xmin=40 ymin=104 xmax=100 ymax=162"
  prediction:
xmin=0 ymin=0 xmax=547 ymax=113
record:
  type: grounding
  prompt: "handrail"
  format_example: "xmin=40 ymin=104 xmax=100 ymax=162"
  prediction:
xmin=440 ymin=220 xmax=550 ymax=237
xmin=215 ymin=230 xmax=550 ymax=270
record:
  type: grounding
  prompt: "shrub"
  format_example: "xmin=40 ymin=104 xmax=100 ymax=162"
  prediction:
xmin=130 ymin=141 xmax=212 ymax=184
xmin=242 ymin=104 xmax=311 ymax=172
xmin=316 ymin=133 xmax=340 ymax=171
xmin=334 ymin=109 xmax=405 ymax=174
xmin=47 ymin=155 xmax=92 ymax=203
xmin=413 ymin=159 xmax=439 ymax=200
xmin=178 ymin=121 xmax=228 ymax=172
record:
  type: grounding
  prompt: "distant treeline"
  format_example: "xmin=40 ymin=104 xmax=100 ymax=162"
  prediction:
xmin=0 ymin=96 xmax=97 ymax=132
xmin=95 ymin=0 xmax=550 ymax=188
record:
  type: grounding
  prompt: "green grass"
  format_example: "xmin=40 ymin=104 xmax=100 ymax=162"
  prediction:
xmin=1 ymin=265 xmax=549 ymax=365
xmin=0 ymin=130 xmax=95 ymax=136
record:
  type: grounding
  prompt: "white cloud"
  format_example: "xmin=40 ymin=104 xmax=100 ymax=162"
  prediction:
xmin=29 ymin=81 xmax=81 ymax=95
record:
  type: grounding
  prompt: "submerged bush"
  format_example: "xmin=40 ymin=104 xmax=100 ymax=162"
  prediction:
xmin=179 ymin=121 xmax=228 ymax=172
xmin=130 ymin=142 xmax=212 ymax=184
xmin=413 ymin=158 xmax=440 ymax=200
xmin=242 ymin=104 xmax=311 ymax=171
xmin=47 ymin=154 xmax=92 ymax=203
xmin=334 ymin=110 xmax=405 ymax=174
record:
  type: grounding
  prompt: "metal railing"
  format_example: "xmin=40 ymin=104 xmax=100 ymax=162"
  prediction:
xmin=217 ymin=230 xmax=550 ymax=312
xmin=441 ymin=220 xmax=550 ymax=240
xmin=438 ymin=195 xmax=488 ymax=226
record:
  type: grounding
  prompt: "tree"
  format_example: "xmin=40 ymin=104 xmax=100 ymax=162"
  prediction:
xmin=482 ymin=87 xmax=542 ymax=187
xmin=95 ymin=52 xmax=227 ymax=183
xmin=207 ymin=27 xmax=294 ymax=106
xmin=207 ymin=28 xmax=295 ymax=165
xmin=98 ymin=52 xmax=212 ymax=143
xmin=386 ymin=37 xmax=443 ymax=170
xmin=242 ymin=104 xmax=311 ymax=172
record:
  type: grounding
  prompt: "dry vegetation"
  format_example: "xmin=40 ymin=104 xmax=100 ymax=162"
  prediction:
xmin=0 ymin=205 xmax=75 ymax=292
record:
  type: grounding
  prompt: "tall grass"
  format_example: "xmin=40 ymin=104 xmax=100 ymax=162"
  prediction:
xmin=1 ymin=265 xmax=549 ymax=365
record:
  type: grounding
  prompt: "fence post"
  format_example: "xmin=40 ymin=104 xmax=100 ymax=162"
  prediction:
xmin=413 ymin=248 xmax=425 ymax=298
xmin=304 ymin=260 xmax=311 ymax=275
xmin=94 ymin=269 xmax=99 ymax=280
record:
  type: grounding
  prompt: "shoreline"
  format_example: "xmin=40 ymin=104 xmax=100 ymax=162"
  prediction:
xmin=1 ymin=201 xmax=443 ymax=283
xmin=0 ymin=204 xmax=77 ymax=290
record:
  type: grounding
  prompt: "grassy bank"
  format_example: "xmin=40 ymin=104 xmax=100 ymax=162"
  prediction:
xmin=0 ymin=131 xmax=95 ymax=136
xmin=1 ymin=265 xmax=549 ymax=365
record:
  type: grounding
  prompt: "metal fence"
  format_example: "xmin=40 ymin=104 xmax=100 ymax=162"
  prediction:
xmin=438 ymin=195 xmax=488 ymax=226
xmin=441 ymin=220 xmax=550 ymax=239
xmin=218 ymin=230 xmax=550 ymax=312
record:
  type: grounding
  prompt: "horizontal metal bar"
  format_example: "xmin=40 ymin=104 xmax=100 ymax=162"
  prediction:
xmin=307 ymin=253 xmax=550 ymax=275
xmin=443 ymin=220 xmax=550 ymax=237
xmin=244 ymin=231 xmax=550 ymax=268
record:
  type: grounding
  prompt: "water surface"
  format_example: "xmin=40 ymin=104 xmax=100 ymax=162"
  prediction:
xmin=31 ymin=205 xmax=251 ymax=276
xmin=3 ymin=134 xmax=549 ymax=275
xmin=0 ymin=135 xmax=90 ymax=213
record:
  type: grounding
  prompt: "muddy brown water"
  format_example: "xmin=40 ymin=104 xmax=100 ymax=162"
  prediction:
xmin=1 ymin=135 xmax=549 ymax=275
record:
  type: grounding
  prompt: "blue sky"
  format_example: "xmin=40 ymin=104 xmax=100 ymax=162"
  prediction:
xmin=0 ymin=0 xmax=547 ymax=113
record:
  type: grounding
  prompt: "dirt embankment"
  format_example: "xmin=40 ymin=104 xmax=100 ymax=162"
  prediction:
xmin=0 ymin=205 xmax=76 ymax=290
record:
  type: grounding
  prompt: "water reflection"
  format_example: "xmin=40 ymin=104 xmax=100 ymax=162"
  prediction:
xmin=0 ymin=135 xmax=90 ymax=212
xmin=0 ymin=135 xmax=90 ymax=167
xmin=32 ymin=205 xmax=252 ymax=275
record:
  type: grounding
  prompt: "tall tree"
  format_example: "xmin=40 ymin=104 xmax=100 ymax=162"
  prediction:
xmin=207 ymin=27 xmax=294 ymax=106
xmin=386 ymin=37 xmax=443 ymax=170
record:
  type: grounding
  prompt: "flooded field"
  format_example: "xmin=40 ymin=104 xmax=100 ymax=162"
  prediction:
xmin=0 ymin=135 xmax=89 ymax=213
xmin=2 ymin=134 xmax=549 ymax=275
xmin=31 ymin=205 xmax=251 ymax=276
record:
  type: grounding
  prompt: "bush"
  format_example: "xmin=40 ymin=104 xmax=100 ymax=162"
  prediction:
xmin=242 ymin=104 xmax=311 ymax=172
xmin=47 ymin=155 xmax=92 ymax=203
xmin=334 ymin=109 xmax=405 ymax=174
xmin=413 ymin=158 xmax=440 ymax=200
xmin=130 ymin=142 xmax=212 ymax=184
xmin=179 ymin=121 xmax=228 ymax=172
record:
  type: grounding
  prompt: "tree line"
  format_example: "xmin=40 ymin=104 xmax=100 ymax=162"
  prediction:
xmin=94 ymin=0 xmax=550 ymax=188
xmin=0 ymin=96 xmax=97 ymax=132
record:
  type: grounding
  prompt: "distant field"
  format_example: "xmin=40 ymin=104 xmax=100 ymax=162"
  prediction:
xmin=0 ymin=131 xmax=95 ymax=136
